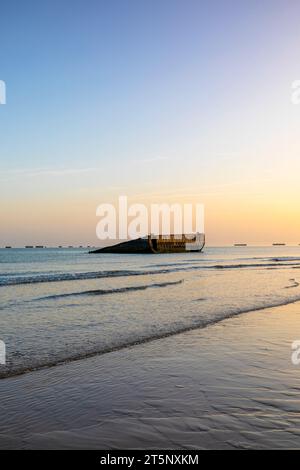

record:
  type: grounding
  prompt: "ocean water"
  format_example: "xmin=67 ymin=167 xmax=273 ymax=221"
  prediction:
xmin=1 ymin=246 xmax=300 ymax=378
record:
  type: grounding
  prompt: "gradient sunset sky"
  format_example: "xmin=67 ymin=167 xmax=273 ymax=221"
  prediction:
xmin=1 ymin=0 xmax=300 ymax=246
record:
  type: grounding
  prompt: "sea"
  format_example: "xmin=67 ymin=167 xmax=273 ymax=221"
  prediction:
xmin=1 ymin=246 xmax=300 ymax=378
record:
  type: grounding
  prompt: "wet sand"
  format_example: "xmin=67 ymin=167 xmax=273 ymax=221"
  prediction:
xmin=1 ymin=302 xmax=300 ymax=449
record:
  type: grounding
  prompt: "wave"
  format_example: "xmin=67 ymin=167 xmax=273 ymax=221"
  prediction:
xmin=2 ymin=261 xmax=300 ymax=286
xmin=271 ymin=257 xmax=300 ymax=262
xmin=2 ymin=293 xmax=300 ymax=379
xmin=0 ymin=269 xmax=152 ymax=286
xmin=35 ymin=280 xmax=184 ymax=301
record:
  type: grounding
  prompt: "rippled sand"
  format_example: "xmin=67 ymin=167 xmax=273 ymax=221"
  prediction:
xmin=1 ymin=301 xmax=300 ymax=449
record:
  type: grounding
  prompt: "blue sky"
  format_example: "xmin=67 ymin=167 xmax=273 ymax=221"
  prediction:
xmin=1 ymin=0 xmax=300 ymax=245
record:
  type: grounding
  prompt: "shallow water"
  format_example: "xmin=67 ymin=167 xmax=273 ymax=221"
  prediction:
xmin=1 ymin=302 xmax=300 ymax=449
xmin=1 ymin=246 xmax=300 ymax=377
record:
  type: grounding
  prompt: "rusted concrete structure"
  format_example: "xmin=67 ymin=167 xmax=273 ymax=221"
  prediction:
xmin=90 ymin=233 xmax=205 ymax=254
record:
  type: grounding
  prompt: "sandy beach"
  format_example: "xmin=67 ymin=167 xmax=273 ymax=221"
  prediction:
xmin=1 ymin=300 xmax=300 ymax=450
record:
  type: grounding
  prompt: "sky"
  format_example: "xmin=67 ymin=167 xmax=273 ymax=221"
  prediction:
xmin=1 ymin=0 xmax=300 ymax=246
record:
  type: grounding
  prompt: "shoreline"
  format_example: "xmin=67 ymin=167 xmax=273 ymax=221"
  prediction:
xmin=1 ymin=301 xmax=300 ymax=449
xmin=2 ymin=294 xmax=300 ymax=380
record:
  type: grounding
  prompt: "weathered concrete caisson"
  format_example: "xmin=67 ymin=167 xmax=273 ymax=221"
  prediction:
xmin=90 ymin=233 xmax=205 ymax=254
